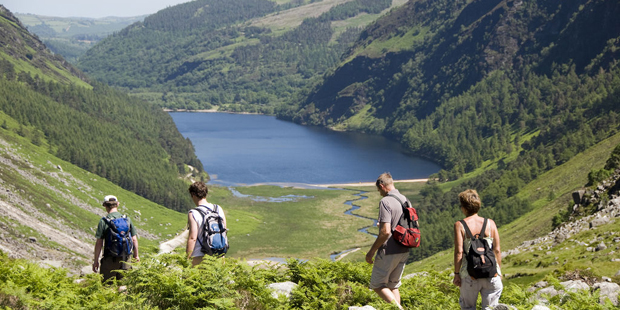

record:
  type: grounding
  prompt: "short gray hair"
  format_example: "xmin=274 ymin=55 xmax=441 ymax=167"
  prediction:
xmin=376 ymin=172 xmax=393 ymax=187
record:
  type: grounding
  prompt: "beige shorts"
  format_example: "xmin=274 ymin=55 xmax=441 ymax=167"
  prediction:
xmin=369 ymin=250 xmax=409 ymax=289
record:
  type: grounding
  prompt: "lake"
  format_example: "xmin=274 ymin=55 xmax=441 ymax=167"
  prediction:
xmin=170 ymin=112 xmax=441 ymax=186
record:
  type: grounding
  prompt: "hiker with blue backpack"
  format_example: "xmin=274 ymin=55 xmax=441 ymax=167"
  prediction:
xmin=186 ymin=181 xmax=229 ymax=266
xmin=93 ymin=195 xmax=140 ymax=282
xmin=453 ymin=189 xmax=503 ymax=310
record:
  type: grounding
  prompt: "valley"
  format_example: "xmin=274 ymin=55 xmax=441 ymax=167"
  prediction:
xmin=2 ymin=0 xmax=620 ymax=308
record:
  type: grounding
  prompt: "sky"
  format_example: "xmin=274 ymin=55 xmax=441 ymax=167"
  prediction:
xmin=2 ymin=0 xmax=193 ymax=18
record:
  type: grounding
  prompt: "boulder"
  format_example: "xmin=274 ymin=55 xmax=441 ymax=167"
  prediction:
xmin=268 ymin=281 xmax=298 ymax=299
xmin=493 ymin=304 xmax=517 ymax=310
xmin=573 ymin=190 xmax=585 ymax=205
xmin=537 ymin=286 xmax=559 ymax=298
xmin=593 ymin=282 xmax=620 ymax=306
xmin=560 ymin=280 xmax=590 ymax=292
xmin=535 ymin=281 xmax=548 ymax=288
xmin=403 ymin=271 xmax=429 ymax=280
xmin=590 ymin=217 xmax=610 ymax=228
xmin=596 ymin=242 xmax=608 ymax=251
xmin=531 ymin=305 xmax=551 ymax=310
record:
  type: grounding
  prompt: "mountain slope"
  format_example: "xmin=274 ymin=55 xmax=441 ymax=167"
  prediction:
xmin=16 ymin=13 xmax=146 ymax=63
xmin=76 ymin=0 xmax=406 ymax=111
xmin=0 ymin=5 xmax=204 ymax=211
xmin=286 ymin=0 xmax=620 ymax=171
xmin=0 ymin=110 xmax=187 ymax=272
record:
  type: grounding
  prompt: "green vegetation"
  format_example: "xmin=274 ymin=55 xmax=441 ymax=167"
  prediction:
xmin=16 ymin=14 xmax=145 ymax=63
xmin=223 ymin=186 xmax=375 ymax=258
xmin=0 ymin=8 xmax=205 ymax=211
xmin=76 ymin=0 xmax=403 ymax=110
xmin=2 ymin=250 xmax=617 ymax=309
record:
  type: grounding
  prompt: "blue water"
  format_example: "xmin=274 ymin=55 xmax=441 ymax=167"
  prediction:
xmin=170 ymin=112 xmax=441 ymax=185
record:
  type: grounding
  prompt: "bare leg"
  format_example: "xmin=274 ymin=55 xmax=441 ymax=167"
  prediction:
xmin=374 ymin=288 xmax=403 ymax=309
xmin=392 ymin=288 xmax=401 ymax=305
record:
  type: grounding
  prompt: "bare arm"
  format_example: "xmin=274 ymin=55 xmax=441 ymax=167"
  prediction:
xmin=186 ymin=212 xmax=198 ymax=259
xmin=365 ymin=222 xmax=391 ymax=264
xmin=453 ymin=221 xmax=464 ymax=287
xmin=93 ymin=238 xmax=104 ymax=272
xmin=490 ymin=219 xmax=501 ymax=270
xmin=132 ymin=235 xmax=140 ymax=262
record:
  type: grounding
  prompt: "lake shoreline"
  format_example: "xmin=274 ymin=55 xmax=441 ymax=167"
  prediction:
xmin=164 ymin=108 xmax=263 ymax=115
xmin=210 ymin=179 xmax=429 ymax=189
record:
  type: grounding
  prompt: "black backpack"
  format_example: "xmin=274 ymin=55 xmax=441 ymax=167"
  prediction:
xmin=460 ymin=218 xmax=498 ymax=279
xmin=102 ymin=215 xmax=133 ymax=259
xmin=388 ymin=194 xmax=421 ymax=248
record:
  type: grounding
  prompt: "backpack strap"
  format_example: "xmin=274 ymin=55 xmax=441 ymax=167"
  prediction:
xmin=459 ymin=220 xmax=474 ymax=240
xmin=480 ymin=218 xmax=488 ymax=238
xmin=387 ymin=194 xmax=411 ymax=211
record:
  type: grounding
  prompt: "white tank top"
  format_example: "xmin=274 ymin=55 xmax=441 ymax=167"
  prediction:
xmin=189 ymin=203 xmax=226 ymax=257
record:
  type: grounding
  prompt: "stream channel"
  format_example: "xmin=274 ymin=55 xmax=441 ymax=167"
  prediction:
xmin=233 ymin=188 xmax=376 ymax=262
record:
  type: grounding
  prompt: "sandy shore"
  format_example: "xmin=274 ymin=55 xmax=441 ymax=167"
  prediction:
xmin=164 ymin=108 xmax=261 ymax=115
xmin=219 ymin=179 xmax=429 ymax=189
xmin=312 ymin=178 xmax=429 ymax=188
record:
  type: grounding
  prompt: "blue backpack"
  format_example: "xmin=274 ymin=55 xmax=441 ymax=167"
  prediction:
xmin=103 ymin=215 xmax=133 ymax=258
xmin=195 ymin=205 xmax=228 ymax=255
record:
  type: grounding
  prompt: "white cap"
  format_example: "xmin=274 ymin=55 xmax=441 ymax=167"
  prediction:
xmin=103 ymin=195 xmax=118 ymax=204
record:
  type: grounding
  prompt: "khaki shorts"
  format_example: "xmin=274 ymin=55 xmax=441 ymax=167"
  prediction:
xmin=369 ymin=250 xmax=409 ymax=289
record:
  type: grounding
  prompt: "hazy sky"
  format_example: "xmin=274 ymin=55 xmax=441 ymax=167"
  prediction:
xmin=2 ymin=0 xmax=193 ymax=18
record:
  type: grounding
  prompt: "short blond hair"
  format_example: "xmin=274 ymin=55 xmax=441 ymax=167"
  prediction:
xmin=376 ymin=172 xmax=394 ymax=187
xmin=459 ymin=189 xmax=481 ymax=216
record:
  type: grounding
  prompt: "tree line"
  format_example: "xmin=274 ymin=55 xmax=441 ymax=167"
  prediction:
xmin=0 ymin=58 xmax=203 ymax=211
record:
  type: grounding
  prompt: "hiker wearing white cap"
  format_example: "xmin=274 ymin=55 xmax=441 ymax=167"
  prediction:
xmin=93 ymin=195 xmax=140 ymax=282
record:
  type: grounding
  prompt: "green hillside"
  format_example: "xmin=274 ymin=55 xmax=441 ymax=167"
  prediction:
xmin=16 ymin=13 xmax=145 ymax=63
xmin=0 ymin=5 xmax=204 ymax=211
xmin=274 ymin=0 xmax=620 ymax=262
xmin=76 ymin=0 xmax=406 ymax=111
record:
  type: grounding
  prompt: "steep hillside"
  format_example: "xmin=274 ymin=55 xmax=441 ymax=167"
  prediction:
xmin=287 ymin=0 xmax=620 ymax=170
xmin=0 ymin=5 xmax=204 ymax=211
xmin=76 ymin=0 xmax=406 ymax=112
xmin=0 ymin=110 xmax=187 ymax=273
xmin=16 ymin=13 xmax=145 ymax=63
xmin=276 ymin=0 xmax=620 ymax=262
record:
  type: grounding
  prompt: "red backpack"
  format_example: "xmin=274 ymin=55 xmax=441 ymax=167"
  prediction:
xmin=388 ymin=194 xmax=421 ymax=248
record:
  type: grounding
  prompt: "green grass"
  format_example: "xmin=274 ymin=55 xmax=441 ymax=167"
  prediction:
xmin=406 ymin=131 xmax=620 ymax=280
xmin=0 ymin=51 xmax=91 ymax=88
xmin=213 ymin=185 xmax=376 ymax=260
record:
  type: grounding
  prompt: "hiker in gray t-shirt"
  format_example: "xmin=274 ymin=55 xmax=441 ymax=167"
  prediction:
xmin=366 ymin=172 xmax=409 ymax=309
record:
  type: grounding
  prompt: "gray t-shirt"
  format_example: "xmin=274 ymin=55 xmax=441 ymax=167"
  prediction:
xmin=378 ymin=189 xmax=410 ymax=255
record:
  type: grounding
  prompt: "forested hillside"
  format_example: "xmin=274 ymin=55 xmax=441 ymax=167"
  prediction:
xmin=76 ymin=0 xmax=404 ymax=112
xmin=0 ymin=6 xmax=203 ymax=211
xmin=281 ymin=0 xmax=620 ymax=261
xmin=16 ymin=14 xmax=145 ymax=63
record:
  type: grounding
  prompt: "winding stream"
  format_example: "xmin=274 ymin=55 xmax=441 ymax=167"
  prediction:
xmin=230 ymin=187 xmax=377 ymax=262
xmin=329 ymin=190 xmax=377 ymax=261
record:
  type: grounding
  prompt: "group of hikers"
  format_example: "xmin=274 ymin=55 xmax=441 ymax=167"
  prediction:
xmin=92 ymin=174 xmax=503 ymax=309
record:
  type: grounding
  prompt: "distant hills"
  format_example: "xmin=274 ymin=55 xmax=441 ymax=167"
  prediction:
xmin=0 ymin=5 xmax=204 ymax=211
xmin=15 ymin=13 xmax=145 ymax=63
xmin=76 ymin=0 xmax=407 ymax=111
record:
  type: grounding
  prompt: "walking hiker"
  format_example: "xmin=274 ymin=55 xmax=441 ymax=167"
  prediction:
xmin=453 ymin=189 xmax=503 ymax=310
xmin=93 ymin=195 xmax=140 ymax=282
xmin=186 ymin=181 xmax=228 ymax=266
xmin=365 ymin=173 xmax=412 ymax=309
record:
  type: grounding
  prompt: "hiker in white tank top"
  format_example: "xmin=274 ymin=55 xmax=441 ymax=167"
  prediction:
xmin=453 ymin=189 xmax=503 ymax=310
